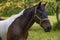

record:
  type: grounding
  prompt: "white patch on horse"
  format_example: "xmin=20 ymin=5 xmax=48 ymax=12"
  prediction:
xmin=0 ymin=9 xmax=25 ymax=40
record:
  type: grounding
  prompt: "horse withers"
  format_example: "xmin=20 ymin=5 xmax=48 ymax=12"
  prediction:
xmin=0 ymin=2 xmax=52 ymax=40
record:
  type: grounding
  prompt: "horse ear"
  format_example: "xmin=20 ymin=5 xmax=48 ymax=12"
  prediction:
xmin=44 ymin=2 xmax=47 ymax=6
xmin=38 ymin=2 xmax=41 ymax=6
xmin=37 ymin=2 xmax=42 ymax=9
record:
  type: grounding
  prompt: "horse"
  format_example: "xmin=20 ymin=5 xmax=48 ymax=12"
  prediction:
xmin=0 ymin=2 xmax=52 ymax=40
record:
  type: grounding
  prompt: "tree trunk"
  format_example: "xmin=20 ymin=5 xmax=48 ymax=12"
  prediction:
xmin=56 ymin=1 xmax=59 ymax=22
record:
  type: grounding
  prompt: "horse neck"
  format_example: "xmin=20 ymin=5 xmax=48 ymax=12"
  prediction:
xmin=11 ymin=8 xmax=35 ymax=31
xmin=23 ymin=8 xmax=35 ymax=31
xmin=25 ymin=17 xmax=35 ymax=31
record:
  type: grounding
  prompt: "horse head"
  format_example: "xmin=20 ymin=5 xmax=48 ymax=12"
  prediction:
xmin=32 ymin=2 xmax=52 ymax=32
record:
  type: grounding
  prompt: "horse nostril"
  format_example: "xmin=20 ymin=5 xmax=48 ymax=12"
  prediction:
xmin=45 ymin=26 xmax=52 ymax=32
xmin=47 ymin=27 xmax=51 ymax=30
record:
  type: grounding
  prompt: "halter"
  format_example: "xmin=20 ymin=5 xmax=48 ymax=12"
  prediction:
xmin=34 ymin=7 xmax=48 ymax=24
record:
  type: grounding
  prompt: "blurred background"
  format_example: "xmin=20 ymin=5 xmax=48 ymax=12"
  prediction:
xmin=0 ymin=0 xmax=60 ymax=40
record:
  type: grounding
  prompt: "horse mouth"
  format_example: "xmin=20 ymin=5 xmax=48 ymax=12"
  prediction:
xmin=44 ymin=27 xmax=52 ymax=32
xmin=40 ymin=20 xmax=52 ymax=32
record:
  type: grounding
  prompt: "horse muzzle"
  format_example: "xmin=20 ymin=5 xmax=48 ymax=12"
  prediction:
xmin=44 ymin=26 xmax=52 ymax=32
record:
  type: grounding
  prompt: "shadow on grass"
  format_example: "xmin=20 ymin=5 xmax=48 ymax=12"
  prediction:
xmin=53 ymin=21 xmax=60 ymax=31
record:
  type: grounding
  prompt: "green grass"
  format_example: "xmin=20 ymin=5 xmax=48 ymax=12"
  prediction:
xmin=28 ymin=30 xmax=60 ymax=40
xmin=28 ymin=23 xmax=60 ymax=40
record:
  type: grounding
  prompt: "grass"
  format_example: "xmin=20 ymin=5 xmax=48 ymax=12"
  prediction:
xmin=53 ymin=21 xmax=60 ymax=31
xmin=28 ymin=30 xmax=60 ymax=40
xmin=28 ymin=23 xmax=60 ymax=40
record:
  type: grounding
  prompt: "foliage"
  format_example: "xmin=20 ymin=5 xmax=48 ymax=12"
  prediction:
xmin=56 ymin=0 xmax=60 ymax=1
xmin=46 ymin=2 xmax=56 ymax=15
xmin=56 ymin=2 xmax=60 ymax=22
xmin=0 ymin=0 xmax=58 ymax=17
xmin=53 ymin=21 xmax=60 ymax=31
xmin=0 ymin=0 xmax=7 ymax=3
xmin=0 ymin=0 xmax=24 ymax=17
xmin=2 ymin=7 xmax=22 ymax=16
